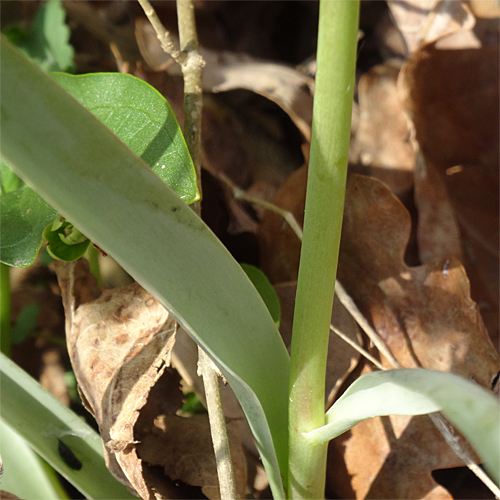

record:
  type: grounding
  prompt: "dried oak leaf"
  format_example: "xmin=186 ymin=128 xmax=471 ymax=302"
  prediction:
xmin=350 ymin=61 xmax=415 ymax=198
xmin=56 ymin=260 xmax=177 ymax=498
xmin=387 ymin=0 xmax=475 ymax=54
xmin=413 ymin=152 xmax=463 ymax=264
xmin=325 ymin=174 xmax=499 ymax=499
xmin=136 ymin=412 xmax=247 ymax=500
xmin=399 ymin=40 xmax=499 ymax=345
xmin=136 ymin=19 xmax=314 ymax=141
xmin=399 ymin=41 xmax=499 ymax=170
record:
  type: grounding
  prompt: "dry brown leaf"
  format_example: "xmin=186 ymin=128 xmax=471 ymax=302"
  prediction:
xmin=258 ymin=164 xmax=307 ymax=284
xmin=399 ymin=39 xmax=499 ymax=346
xmin=136 ymin=412 xmax=247 ymax=500
xmin=0 ymin=492 xmax=22 ymax=500
xmin=399 ymin=41 xmax=499 ymax=170
xmin=350 ymin=60 xmax=415 ymax=197
xmin=55 ymin=260 xmax=177 ymax=498
xmin=413 ymin=152 xmax=462 ymax=263
xmin=136 ymin=19 xmax=314 ymax=141
xmin=338 ymin=175 xmax=499 ymax=382
xmin=326 ymin=175 xmax=499 ymax=499
xmin=387 ymin=0 xmax=476 ymax=53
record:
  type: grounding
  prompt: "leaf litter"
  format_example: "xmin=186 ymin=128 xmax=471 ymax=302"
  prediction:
xmin=7 ymin=1 xmax=499 ymax=499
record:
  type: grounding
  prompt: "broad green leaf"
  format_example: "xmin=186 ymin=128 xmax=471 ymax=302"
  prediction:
xmin=0 ymin=353 xmax=137 ymax=499
xmin=52 ymin=72 xmax=199 ymax=204
xmin=0 ymin=185 xmax=58 ymax=267
xmin=304 ymin=369 xmax=500 ymax=485
xmin=1 ymin=161 xmax=24 ymax=194
xmin=241 ymin=263 xmax=281 ymax=327
xmin=0 ymin=419 xmax=70 ymax=500
xmin=1 ymin=71 xmax=199 ymax=267
xmin=1 ymin=37 xmax=289 ymax=499
xmin=9 ymin=0 xmax=74 ymax=73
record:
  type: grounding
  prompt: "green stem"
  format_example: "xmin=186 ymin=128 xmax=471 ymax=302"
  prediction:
xmin=1 ymin=263 xmax=11 ymax=356
xmin=288 ymin=2 xmax=359 ymax=499
xmin=86 ymin=244 xmax=102 ymax=288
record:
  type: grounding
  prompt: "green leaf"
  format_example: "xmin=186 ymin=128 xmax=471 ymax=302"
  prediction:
xmin=1 ymin=161 xmax=24 ymax=194
xmin=241 ymin=263 xmax=281 ymax=327
xmin=0 ymin=185 xmax=58 ymax=267
xmin=0 ymin=353 xmax=137 ymax=499
xmin=1 ymin=71 xmax=199 ymax=267
xmin=0 ymin=419 xmax=70 ymax=500
xmin=14 ymin=0 xmax=74 ymax=73
xmin=10 ymin=302 xmax=40 ymax=344
xmin=304 ymin=369 xmax=500 ymax=485
xmin=52 ymin=72 xmax=199 ymax=204
xmin=1 ymin=37 xmax=288 ymax=498
xmin=42 ymin=217 xmax=90 ymax=262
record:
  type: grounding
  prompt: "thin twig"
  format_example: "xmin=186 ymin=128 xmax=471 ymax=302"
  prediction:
xmin=137 ymin=0 xmax=181 ymax=62
xmin=176 ymin=0 xmax=204 ymax=209
xmin=227 ymin=178 xmax=500 ymax=497
xmin=197 ymin=348 xmax=239 ymax=500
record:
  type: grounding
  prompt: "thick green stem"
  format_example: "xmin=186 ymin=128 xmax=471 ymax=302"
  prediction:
xmin=288 ymin=1 xmax=359 ymax=499
xmin=1 ymin=263 xmax=11 ymax=356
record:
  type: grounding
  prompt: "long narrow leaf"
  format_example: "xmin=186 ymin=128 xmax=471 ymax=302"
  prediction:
xmin=0 ymin=353 xmax=136 ymax=499
xmin=304 ymin=369 xmax=500 ymax=485
xmin=0 ymin=37 xmax=289 ymax=498
xmin=0 ymin=419 xmax=69 ymax=500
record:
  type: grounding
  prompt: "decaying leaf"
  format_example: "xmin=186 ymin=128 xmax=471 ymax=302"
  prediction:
xmin=399 ymin=38 xmax=499 ymax=345
xmin=256 ymin=170 xmax=499 ymax=498
xmin=350 ymin=60 xmax=415 ymax=197
xmin=55 ymin=259 xmax=249 ymax=499
xmin=55 ymin=260 xmax=176 ymax=497
xmin=136 ymin=19 xmax=314 ymax=141
xmin=387 ymin=0 xmax=476 ymax=53
xmin=327 ymin=174 xmax=500 ymax=498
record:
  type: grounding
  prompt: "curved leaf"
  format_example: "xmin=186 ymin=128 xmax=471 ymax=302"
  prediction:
xmin=304 ymin=369 xmax=500 ymax=485
xmin=241 ymin=263 xmax=281 ymax=327
xmin=1 ymin=71 xmax=199 ymax=267
xmin=0 ymin=184 xmax=58 ymax=266
xmin=1 ymin=37 xmax=288 ymax=499
xmin=52 ymin=72 xmax=199 ymax=204
xmin=0 ymin=353 xmax=136 ymax=499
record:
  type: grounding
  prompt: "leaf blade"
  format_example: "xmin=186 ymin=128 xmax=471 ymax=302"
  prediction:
xmin=305 ymin=368 xmax=500 ymax=485
xmin=1 ymin=36 xmax=288 ymax=498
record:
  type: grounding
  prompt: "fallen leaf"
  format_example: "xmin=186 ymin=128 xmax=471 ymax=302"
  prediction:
xmin=387 ymin=0 xmax=476 ymax=53
xmin=350 ymin=60 xmax=415 ymax=197
xmin=55 ymin=260 xmax=177 ymax=498
xmin=399 ymin=39 xmax=499 ymax=346
xmin=413 ymin=152 xmax=462 ymax=263
xmin=399 ymin=41 xmax=499 ymax=170
xmin=136 ymin=19 xmax=315 ymax=141
xmin=327 ymin=174 xmax=499 ymax=498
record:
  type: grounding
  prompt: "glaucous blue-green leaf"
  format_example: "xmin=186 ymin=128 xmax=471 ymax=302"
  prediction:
xmin=1 ymin=37 xmax=288 ymax=499
xmin=304 ymin=369 xmax=500 ymax=485
xmin=0 ymin=353 xmax=137 ymax=499
xmin=241 ymin=263 xmax=281 ymax=327
xmin=52 ymin=72 xmax=199 ymax=204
